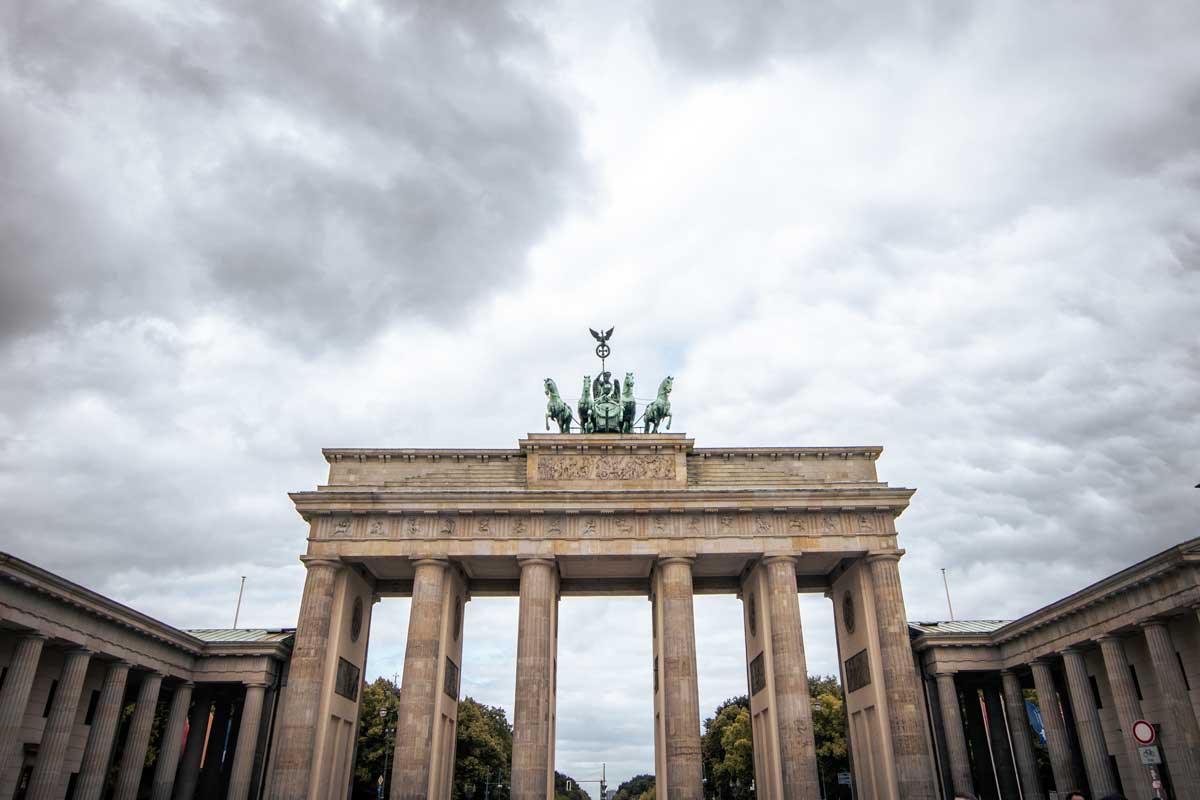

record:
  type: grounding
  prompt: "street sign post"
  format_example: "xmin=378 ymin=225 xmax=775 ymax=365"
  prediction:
xmin=1138 ymin=745 xmax=1162 ymax=765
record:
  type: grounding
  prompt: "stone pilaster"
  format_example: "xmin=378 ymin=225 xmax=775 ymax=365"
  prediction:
xmin=1097 ymin=636 xmax=1152 ymax=800
xmin=227 ymin=683 xmax=269 ymax=800
xmin=658 ymin=556 xmax=705 ymax=799
xmin=273 ymin=556 xmax=343 ymax=800
xmin=762 ymin=555 xmax=820 ymax=799
xmin=76 ymin=660 xmax=132 ymax=800
xmin=1061 ymin=648 xmax=1119 ymax=797
xmin=27 ymin=646 xmax=92 ymax=800
xmin=1141 ymin=620 xmax=1200 ymax=791
xmin=0 ymin=632 xmax=46 ymax=791
xmin=150 ymin=681 xmax=194 ymax=800
xmin=511 ymin=557 xmax=559 ymax=800
xmin=114 ymin=671 xmax=165 ymax=800
xmin=1000 ymin=670 xmax=1046 ymax=800
xmin=392 ymin=557 xmax=450 ymax=799
xmin=172 ymin=686 xmax=211 ymax=800
xmin=865 ymin=552 xmax=938 ymax=800
xmin=1030 ymin=659 xmax=1079 ymax=794
xmin=934 ymin=673 xmax=974 ymax=795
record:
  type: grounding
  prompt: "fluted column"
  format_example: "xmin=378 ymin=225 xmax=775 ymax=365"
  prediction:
xmin=1030 ymin=659 xmax=1079 ymax=794
xmin=27 ymin=646 xmax=92 ymax=800
xmin=392 ymin=557 xmax=450 ymax=799
xmin=511 ymin=557 xmax=558 ymax=800
xmin=76 ymin=660 xmax=132 ymax=800
xmin=149 ymin=681 xmax=194 ymax=800
xmin=1061 ymin=648 xmax=1119 ymax=797
xmin=114 ymin=671 xmax=165 ymax=800
xmin=762 ymin=555 xmax=820 ymax=799
xmin=227 ymin=683 xmax=269 ymax=800
xmin=865 ymin=552 xmax=938 ymax=800
xmin=1097 ymin=636 xmax=1152 ymax=800
xmin=1141 ymin=620 xmax=1200 ymax=791
xmin=1000 ymin=670 xmax=1046 ymax=800
xmin=172 ymin=686 xmax=211 ymax=800
xmin=273 ymin=556 xmax=343 ymax=800
xmin=658 ymin=556 xmax=704 ymax=799
xmin=934 ymin=673 xmax=974 ymax=795
xmin=0 ymin=632 xmax=46 ymax=790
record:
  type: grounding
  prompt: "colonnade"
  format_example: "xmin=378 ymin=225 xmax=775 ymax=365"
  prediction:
xmin=929 ymin=614 xmax=1200 ymax=800
xmin=0 ymin=632 xmax=271 ymax=800
xmin=273 ymin=550 xmax=936 ymax=800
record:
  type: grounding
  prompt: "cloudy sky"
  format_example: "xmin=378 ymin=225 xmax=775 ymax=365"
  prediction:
xmin=3 ymin=0 xmax=1200 ymax=793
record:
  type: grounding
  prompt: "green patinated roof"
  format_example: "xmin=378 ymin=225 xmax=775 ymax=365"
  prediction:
xmin=907 ymin=620 xmax=1011 ymax=636
xmin=185 ymin=628 xmax=294 ymax=644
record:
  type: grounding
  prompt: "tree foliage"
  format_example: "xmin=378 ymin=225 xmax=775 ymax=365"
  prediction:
xmin=352 ymin=677 xmax=402 ymax=798
xmin=554 ymin=770 xmax=590 ymax=800
xmin=613 ymin=774 xmax=655 ymax=800
xmin=455 ymin=698 xmax=514 ymax=799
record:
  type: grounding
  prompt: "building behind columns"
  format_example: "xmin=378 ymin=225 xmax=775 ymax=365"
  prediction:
xmin=0 ymin=553 xmax=293 ymax=800
xmin=911 ymin=537 xmax=1200 ymax=800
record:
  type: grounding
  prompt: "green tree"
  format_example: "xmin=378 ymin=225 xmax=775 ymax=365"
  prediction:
xmin=809 ymin=675 xmax=851 ymax=799
xmin=454 ymin=698 xmax=513 ymax=799
xmin=553 ymin=770 xmax=590 ymax=800
xmin=352 ymin=677 xmax=401 ymax=798
xmin=637 ymin=788 xmax=656 ymax=800
xmin=701 ymin=695 xmax=754 ymax=799
xmin=613 ymin=774 xmax=655 ymax=800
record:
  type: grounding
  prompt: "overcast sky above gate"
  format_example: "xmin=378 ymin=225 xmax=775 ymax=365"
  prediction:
xmin=3 ymin=0 xmax=1200 ymax=793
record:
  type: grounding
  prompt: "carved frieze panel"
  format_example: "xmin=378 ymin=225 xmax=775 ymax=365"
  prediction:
xmin=536 ymin=454 xmax=676 ymax=481
xmin=313 ymin=510 xmax=891 ymax=541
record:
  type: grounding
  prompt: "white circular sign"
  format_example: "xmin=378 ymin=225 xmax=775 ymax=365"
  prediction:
xmin=1132 ymin=719 xmax=1156 ymax=745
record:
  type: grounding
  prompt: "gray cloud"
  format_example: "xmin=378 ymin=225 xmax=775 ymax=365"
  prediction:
xmin=0 ymin=0 xmax=586 ymax=346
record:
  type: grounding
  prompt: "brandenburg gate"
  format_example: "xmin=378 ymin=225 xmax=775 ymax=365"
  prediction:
xmin=269 ymin=333 xmax=938 ymax=800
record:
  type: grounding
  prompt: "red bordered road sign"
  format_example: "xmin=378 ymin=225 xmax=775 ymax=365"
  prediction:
xmin=1132 ymin=719 xmax=1156 ymax=745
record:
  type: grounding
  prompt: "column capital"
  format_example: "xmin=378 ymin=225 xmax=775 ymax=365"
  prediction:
xmin=1139 ymin=617 xmax=1169 ymax=630
xmin=762 ymin=554 xmax=798 ymax=566
xmin=865 ymin=549 xmax=905 ymax=564
xmin=18 ymin=630 xmax=49 ymax=642
xmin=410 ymin=556 xmax=450 ymax=569
xmin=933 ymin=670 xmax=959 ymax=678
xmin=657 ymin=555 xmax=696 ymax=567
xmin=999 ymin=667 xmax=1022 ymax=677
xmin=516 ymin=555 xmax=556 ymax=568
xmin=175 ymin=679 xmax=196 ymax=689
xmin=1059 ymin=646 xmax=1083 ymax=657
xmin=299 ymin=555 xmax=343 ymax=570
xmin=64 ymin=644 xmax=93 ymax=656
xmin=244 ymin=681 xmax=272 ymax=689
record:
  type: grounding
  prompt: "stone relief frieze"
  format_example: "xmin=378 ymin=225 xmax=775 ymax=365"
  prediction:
xmin=315 ymin=510 xmax=889 ymax=541
xmin=536 ymin=454 xmax=675 ymax=481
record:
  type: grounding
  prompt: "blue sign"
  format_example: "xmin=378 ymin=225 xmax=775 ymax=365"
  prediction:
xmin=1025 ymin=700 xmax=1046 ymax=745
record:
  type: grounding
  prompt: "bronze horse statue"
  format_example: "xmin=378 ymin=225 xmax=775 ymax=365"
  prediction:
xmin=621 ymin=372 xmax=637 ymax=433
xmin=578 ymin=375 xmax=594 ymax=433
xmin=544 ymin=378 xmax=573 ymax=433
xmin=643 ymin=376 xmax=673 ymax=433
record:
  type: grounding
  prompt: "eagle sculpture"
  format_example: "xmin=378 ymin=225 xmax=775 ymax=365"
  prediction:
xmin=589 ymin=327 xmax=614 ymax=344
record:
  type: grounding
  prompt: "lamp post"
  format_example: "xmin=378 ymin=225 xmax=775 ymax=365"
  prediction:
xmin=813 ymin=700 xmax=826 ymax=800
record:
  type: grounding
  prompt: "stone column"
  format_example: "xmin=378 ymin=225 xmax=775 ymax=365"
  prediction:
xmin=273 ymin=556 xmax=343 ymax=800
xmin=1061 ymin=648 xmax=1119 ymax=797
xmin=149 ymin=681 xmax=194 ymax=800
xmin=172 ymin=686 xmax=211 ymax=800
xmin=76 ymin=660 xmax=132 ymax=800
xmin=1141 ymin=620 xmax=1200 ymax=791
xmin=658 ymin=556 xmax=705 ymax=799
xmin=392 ymin=557 xmax=450 ymax=799
xmin=511 ymin=557 xmax=558 ymax=800
xmin=934 ymin=673 xmax=974 ymax=795
xmin=0 ymin=632 xmax=46 ymax=790
xmin=1030 ymin=659 xmax=1079 ymax=794
xmin=762 ymin=555 xmax=820 ymax=799
xmin=113 ymin=670 xmax=165 ymax=800
xmin=1097 ymin=636 xmax=1152 ymax=800
xmin=227 ymin=683 xmax=269 ymax=800
xmin=27 ymin=646 xmax=92 ymax=800
xmin=865 ymin=552 xmax=938 ymax=800
xmin=1000 ymin=670 xmax=1046 ymax=800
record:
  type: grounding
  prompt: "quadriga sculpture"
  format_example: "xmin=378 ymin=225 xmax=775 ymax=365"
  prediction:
xmin=578 ymin=375 xmax=594 ymax=434
xmin=544 ymin=378 xmax=573 ymax=433
xmin=643 ymin=376 xmax=673 ymax=433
